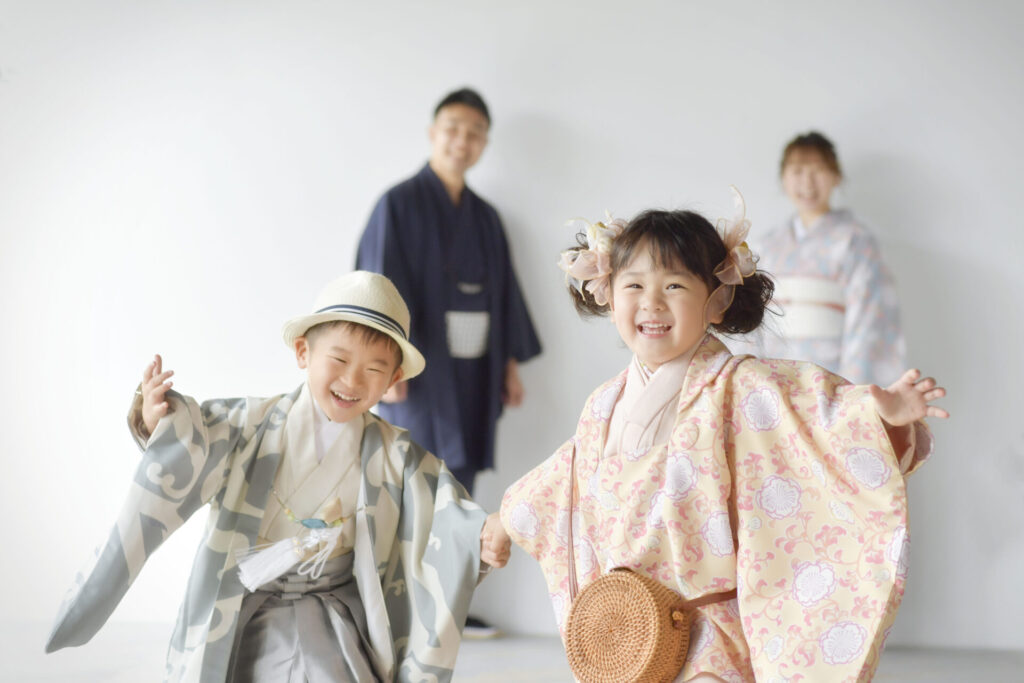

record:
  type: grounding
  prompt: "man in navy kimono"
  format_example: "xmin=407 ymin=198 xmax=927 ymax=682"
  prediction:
xmin=356 ymin=86 xmax=541 ymax=517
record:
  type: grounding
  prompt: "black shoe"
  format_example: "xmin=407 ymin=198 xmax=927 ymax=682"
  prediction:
xmin=463 ymin=615 xmax=501 ymax=639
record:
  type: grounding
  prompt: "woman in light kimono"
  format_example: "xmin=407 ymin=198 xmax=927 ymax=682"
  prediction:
xmin=497 ymin=193 xmax=948 ymax=682
xmin=739 ymin=131 xmax=905 ymax=386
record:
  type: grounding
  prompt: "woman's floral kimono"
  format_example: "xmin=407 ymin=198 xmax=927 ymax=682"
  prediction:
xmin=501 ymin=336 xmax=930 ymax=682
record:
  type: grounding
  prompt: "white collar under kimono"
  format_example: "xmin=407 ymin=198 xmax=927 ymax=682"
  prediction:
xmin=603 ymin=341 xmax=700 ymax=459
xmin=258 ymin=382 xmax=364 ymax=553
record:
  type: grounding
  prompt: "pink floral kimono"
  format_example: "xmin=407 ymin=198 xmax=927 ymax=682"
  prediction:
xmin=501 ymin=335 xmax=930 ymax=682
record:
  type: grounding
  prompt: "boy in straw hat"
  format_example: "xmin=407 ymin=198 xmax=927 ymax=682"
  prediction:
xmin=46 ymin=271 xmax=511 ymax=682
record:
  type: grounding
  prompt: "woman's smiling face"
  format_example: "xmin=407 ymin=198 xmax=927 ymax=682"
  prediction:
xmin=609 ymin=245 xmax=714 ymax=370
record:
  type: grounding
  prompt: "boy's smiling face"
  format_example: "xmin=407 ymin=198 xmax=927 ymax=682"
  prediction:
xmin=294 ymin=323 xmax=403 ymax=423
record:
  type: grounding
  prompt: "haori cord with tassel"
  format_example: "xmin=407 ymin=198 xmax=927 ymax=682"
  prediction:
xmin=235 ymin=489 xmax=359 ymax=591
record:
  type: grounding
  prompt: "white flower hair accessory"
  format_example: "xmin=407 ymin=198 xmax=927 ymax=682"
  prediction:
xmin=557 ymin=212 xmax=627 ymax=307
xmin=704 ymin=186 xmax=758 ymax=325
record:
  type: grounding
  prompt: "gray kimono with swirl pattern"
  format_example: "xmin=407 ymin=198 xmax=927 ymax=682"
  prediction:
xmin=45 ymin=385 xmax=487 ymax=682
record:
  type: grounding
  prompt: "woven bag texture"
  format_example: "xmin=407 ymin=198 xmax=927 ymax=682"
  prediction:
xmin=565 ymin=568 xmax=691 ymax=683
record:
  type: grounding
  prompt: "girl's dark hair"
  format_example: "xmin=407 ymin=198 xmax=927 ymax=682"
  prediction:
xmin=780 ymin=131 xmax=842 ymax=177
xmin=565 ymin=210 xmax=774 ymax=335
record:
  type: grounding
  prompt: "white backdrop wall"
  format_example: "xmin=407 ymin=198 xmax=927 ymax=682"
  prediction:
xmin=2 ymin=0 xmax=1022 ymax=661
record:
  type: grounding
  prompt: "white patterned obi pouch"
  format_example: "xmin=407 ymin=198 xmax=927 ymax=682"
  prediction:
xmin=445 ymin=311 xmax=490 ymax=359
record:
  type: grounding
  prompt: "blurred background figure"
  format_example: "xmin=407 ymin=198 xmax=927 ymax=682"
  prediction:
xmin=744 ymin=131 xmax=905 ymax=386
xmin=356 ymin=87 xmax=542 ymax=638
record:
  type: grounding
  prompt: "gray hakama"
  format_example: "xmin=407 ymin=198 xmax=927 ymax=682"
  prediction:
xmin=228 ymin=553 xmax=378 ymax=683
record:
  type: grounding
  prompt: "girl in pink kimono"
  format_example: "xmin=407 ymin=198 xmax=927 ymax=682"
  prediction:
xmin=498 ymin=191 xmax=948 ymax=682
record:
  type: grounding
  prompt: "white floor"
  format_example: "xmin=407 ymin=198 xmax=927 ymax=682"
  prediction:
xmin=11 ymin=620 xmax=1024 ymax=682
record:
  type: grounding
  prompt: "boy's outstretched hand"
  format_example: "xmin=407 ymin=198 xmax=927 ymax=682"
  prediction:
xmin=480 ymin=512 xmax=511 ymax=569
xmin=871 ymin=368 xmax=949 ymax=427
xmin=141 ymin=354 xmax=175 ymax=436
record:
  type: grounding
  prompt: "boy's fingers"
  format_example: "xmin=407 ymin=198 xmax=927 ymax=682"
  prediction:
xmin=145 ymin=372 xmax=174 ymax=392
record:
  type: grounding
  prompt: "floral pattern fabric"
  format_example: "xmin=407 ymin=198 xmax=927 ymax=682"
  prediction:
xmin=501 ymin=336 xmax=930 ymax=682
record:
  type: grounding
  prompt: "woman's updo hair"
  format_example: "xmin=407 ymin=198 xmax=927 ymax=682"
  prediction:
xmin=780 ymin=131 xmax=842 ymax=178
xmin=565 ymin=209 xmax=774 ymax=335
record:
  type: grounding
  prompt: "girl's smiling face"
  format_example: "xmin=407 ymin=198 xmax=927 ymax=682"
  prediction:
xmin=609 ymin=245 xmax=717 ymax=370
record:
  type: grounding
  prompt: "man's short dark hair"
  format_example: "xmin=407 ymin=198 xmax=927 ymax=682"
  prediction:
xmin=433 ymin=88 xmax=490 ymax=125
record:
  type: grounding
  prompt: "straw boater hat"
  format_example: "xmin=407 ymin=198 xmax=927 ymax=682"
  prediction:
xmin=281 ymin=271 xmax=426 ymax=380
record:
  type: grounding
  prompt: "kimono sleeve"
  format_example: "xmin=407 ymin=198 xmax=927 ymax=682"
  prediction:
xmin=727 ymin=359 xmax=929 ymax=681
xmin=837 ymin=231 xmax=906 ymax=386
xmin=356 ymin=193 xmax=420 ymax=323
xmin=45 ymin=390 xmax=246 ymax=653
xmin=373 ymin=428 xmax=488 ymax=682
xmin=494 ymin=217 xmax=541 ymax=363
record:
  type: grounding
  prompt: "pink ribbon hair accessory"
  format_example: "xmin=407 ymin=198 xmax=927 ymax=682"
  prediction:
xmin=557 ymin=213 xmax=627 ymax=307
xmin=704 ymin=186 xmax=758 ymax=325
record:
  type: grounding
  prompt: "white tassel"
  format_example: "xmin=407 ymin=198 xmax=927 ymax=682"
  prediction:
xmin=236 ymin=527 xmax=344 ymax=591
xmin=237 ymin=537 xmax=303 ymax=591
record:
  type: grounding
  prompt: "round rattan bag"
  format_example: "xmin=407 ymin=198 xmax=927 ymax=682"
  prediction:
xmin=564 ymin=568 xmax=691 ymax=683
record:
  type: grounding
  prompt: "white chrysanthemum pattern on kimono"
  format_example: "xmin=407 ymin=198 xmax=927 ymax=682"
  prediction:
xmin=816 ymin=391 xmax=842 ymax=428
xmin=793 ymin=561 xmax=838 ymax=607
xmin=592 ymin=379 xmax=624 ymax=419
xmin=555 ymin=508 xmax=580 ymax=547
xmin=811 ymin=460 xmax=827 ymax=485
xmin=829 ymin=499 xmax=855 ymax=524
xmin=648 ymin=490 xmax=669 ymax=529
xmin=575 ymin=537 xmax=598 ymax=575
xmin=501 ymin=337 xmax=934 ymax=681
xmin=686 ymin=616 xmax=715 ymax=660
xmin=756 ymin=475 xmax=802 ymax=519
xmin=702 ymin=510 xmax=734 ymax=557
xmin=819 ymin=622 xmax=868 ymax=665
xmin=888 ymin=526 xmax=909 ymax=578
xmin=551 ymin=592 xmax=567 ymax=626
xmin=665 ymin=451 xmax=697 ymax=498
xmin=510 ymin=502 xmax=540 ymax=539
xmin=741 ymin=387 xmax=782 ymax=431
xmin=763 ymin=635 xmax=785 ymax=662
xmin=845 ymin=447 xmax=891 ymax=489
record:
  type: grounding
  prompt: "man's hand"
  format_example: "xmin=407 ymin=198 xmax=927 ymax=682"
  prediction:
xmin=141 ymin=354 xmax=175 ymax=436
xmin=502 ymin=359 xmax=524 ymax=407
xmin=480 ymin=512 xmax=511 ymax=569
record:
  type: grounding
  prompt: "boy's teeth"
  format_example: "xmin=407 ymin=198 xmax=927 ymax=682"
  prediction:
xmin=331 ymin=390 xmax=358 ymax=401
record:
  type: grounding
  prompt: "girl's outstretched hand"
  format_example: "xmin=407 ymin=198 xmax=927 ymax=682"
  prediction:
xmin=870 ymin=368 xmax=949 ymax=427
xmin=141 ymin=354 xmax=175 ymax=437
xmin=480 ymin=512 xmax=511 ymax=569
